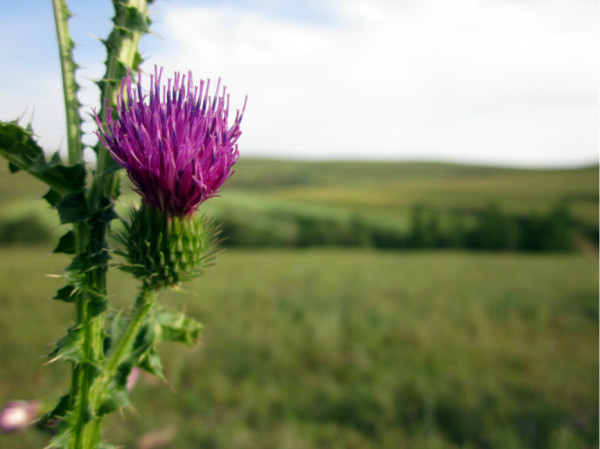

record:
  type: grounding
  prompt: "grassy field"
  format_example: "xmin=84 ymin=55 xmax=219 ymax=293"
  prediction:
xmin=0 ymin=245 xmax=597 ymax=449
xmin=0 ymin=160 xmax=597 ymax=447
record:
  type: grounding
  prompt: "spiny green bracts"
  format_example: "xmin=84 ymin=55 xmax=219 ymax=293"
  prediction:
xmin=116 ymin=203 xmax=218 ymax=289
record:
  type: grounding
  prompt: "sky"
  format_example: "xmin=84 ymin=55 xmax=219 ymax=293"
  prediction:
xmin=0 ymin=0 xmax=598 ymax=167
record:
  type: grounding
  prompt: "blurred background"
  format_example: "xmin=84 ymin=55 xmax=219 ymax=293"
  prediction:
xmin=0 ymin=1 xmax=598 ymax=448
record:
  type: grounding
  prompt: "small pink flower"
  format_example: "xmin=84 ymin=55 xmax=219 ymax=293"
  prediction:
xmin=127 ymin=367 xmax=142 ymax=392
xmin=0 ymin=400 xmax=39 ymax=434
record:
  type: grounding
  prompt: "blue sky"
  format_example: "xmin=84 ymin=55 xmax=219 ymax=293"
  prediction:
xmin=1 ymin=0 xmax=598 ymax=167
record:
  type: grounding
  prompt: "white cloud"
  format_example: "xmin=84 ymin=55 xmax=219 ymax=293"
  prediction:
xmin=0 ymin=0 xmax=597 ymax=167
xmin=144 ymin=0 xmax=598 ymax=166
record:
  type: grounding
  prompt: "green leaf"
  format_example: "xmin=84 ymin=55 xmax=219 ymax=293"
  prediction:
xmin=115 ymin=361 xmax=134 ymax=387
xmin=105 ymin=313 xmax=154 ymax=361
xmin=49 ymin=326 xmax=83 ymax=363
xmin=0 ymin=122 xmax=86 ymax=194
xmin=0 ymin=122 xmax=45 ymax=169
xmin=48 ymin=394 xmax=70 ymax=421
xmin=36 ymin=394 xmax=69 ymax=435
xmin=89 ymin=292 xmax=108 ymax=317
xmin=43 ymin=188 xmax=62 ymax=207
xmin=93 ymin=196 xmax=118 ymax=224
xmin=97 ymin=363 xmax=134 ymax=416
xmin=60 ymin=255 xmax=108 ymax=315
xmin=138 ymin=346 xmax=165 ymax=380
xmin=66 ymin=250 xmax=110 ymax=274
xmin=97 ymin=387 xmax=131 ymax=416
xmin=65 ymin=254 xmax=88 ymax=273
xmin=49 ymin=151 xmax=62 ymax=165
xmin=54 ymin=230 xmax=76 ymax=254
xmin=47 ymin=394 xmax=70 ymax=421
xmin=47 ymin=426 xmax=72 ymax=449
xmin=154 ymin=307 xmax=203 ymax=346
xmin=130 ymin=321 xmax=155 ymax=360
xmin=124 ymin=6 xmax=151 ymax=33
xmin=57 ymin=191 xmax=87 ymax=224
xmin=0 ymin=122 xmax=87 ymax=195
xmin=104 ymin=312 xmax=126 ymax=355
xmin=132 ymin=51 xmax=144 ymax=70
xmin=34 ymin=163 xmax=86 ymax=193
xmin=53 ymin=285 xmax=77 ymax=302
xmin=91 ymin=249 xmax=111 ymax=267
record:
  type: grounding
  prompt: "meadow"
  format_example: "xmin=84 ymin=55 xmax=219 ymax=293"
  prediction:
xmin=0 ymin=160 xmax=597 ymax=448
xmin=0 ymin=246 xmax=597 ymax=449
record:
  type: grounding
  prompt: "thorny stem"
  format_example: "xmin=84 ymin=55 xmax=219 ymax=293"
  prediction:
xmin=52 ymin=3 xmax=94 ymax=449
xmin=82 ymin=285 xmax=157 ymax=448
xmin=91 ymin=0 xmax=151 ymax=207
xmin=51 ymin=0 xmax=152 ymax=447
xmin=52 ymin=0 xmax=83 ymax=166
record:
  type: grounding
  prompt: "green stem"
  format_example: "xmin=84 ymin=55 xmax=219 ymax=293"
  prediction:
xmin=70 ymin=276 xmax=106 ymax=449
xmin=51 ymin=1 xmax=152 ymax=447
xmin=52 ymin=0 xmax=83 ymax=165
xmin=91 ymin=0 xmax=151 ymax=206
xmin=71 ymin=302 xmax=97 ymax=449
xmin=52 ymin=3 xmax=92 ymax=446
xmin=82 ymin=285 xmax=157 ymax=447
xmin=105 ymin=286 xmax=155 ymax=383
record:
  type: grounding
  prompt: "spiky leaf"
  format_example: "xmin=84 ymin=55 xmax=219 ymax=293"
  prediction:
xmin=57 ymin=192 xmax=87 ymax=224
xmin=43 ymin=188 xmax=62 ymax=207
xmin=138 ymin=346 xmax=165 ymax=380
xmin=54 ymin=230 xmax=76 ymax=254
xmin=47 ymin=426 xmax=72 ymax=449
xmin=97 ymin=363 xmax=133 ymax=416
xmin=53 ymin=285 xmax=77 ymax=303
xmin=0 ymin=122 xmax=86 ymax=195
xmin=154 ymin=307 xmax=202 ymax=346
xmin=49 ymin=326 xmax=84 ymax=363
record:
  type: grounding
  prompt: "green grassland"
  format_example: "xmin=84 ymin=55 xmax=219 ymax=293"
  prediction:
xmin=0 ymin=160 xmax=597 ymax=448
xmin=0 ymin=245 xmax=597 ymax=448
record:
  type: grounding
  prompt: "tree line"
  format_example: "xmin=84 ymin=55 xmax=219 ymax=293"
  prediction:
xmin=218 ymin=202 xmax=586 ymax=252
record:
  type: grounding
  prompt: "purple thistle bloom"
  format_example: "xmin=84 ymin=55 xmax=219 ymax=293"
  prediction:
xmin=0 ymin=400 xmax=39 ymax=434
xmin=95 ymin=66 xmax=245 ymax=217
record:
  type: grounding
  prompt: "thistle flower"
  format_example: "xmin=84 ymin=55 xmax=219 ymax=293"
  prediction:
xmin=95 ymin=66 xmax=245 ymax=217
xmin=0 ymin=400 xmax=39 ymax=434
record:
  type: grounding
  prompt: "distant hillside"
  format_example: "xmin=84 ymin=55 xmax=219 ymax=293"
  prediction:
xmin=220 ymin=158 xmax=598 ymax=225
xmin=0 ymin=159 xmax=597 ymax=251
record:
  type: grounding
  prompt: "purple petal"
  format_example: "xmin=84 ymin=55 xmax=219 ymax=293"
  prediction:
xmin=94 ymin=66 xmax=245 ymax=216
